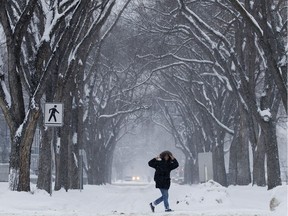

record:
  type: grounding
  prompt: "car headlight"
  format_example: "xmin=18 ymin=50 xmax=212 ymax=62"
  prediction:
xmin=132 ymin=176 xmax=140 ymax=181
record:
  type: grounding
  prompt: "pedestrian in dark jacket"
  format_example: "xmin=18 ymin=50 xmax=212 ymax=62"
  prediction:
xmin=148 ymin=150 xmax=179 ymax=212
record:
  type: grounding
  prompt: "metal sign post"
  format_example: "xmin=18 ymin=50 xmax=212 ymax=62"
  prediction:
xmin=44 ymin=103 xmax=64 ymax=196
xmin=79 ymin=149 xmax=84 ymax=191
xmin=50 ymin=128 xmax=54 ymax=196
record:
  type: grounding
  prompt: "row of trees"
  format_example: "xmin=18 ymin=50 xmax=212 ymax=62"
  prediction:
xmin=0 ymin=0 xmax=286 ymax=193
xmin=131 ymin=0 xmax=287 ymax=189
xmin=0 ymin=0 xmax=151 ymax=192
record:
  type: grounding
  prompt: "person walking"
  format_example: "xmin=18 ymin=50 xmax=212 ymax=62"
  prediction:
xmin=148 ymin=150 xmax=179 ymax=212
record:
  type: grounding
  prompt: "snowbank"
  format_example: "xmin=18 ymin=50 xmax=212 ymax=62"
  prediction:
xmin=175 ymin=180 xmax=229 ymax=206
xmin=269 ymin=185 xmax=287 ymax=216
xmin=0 ymin=181 xmax=286 ymax=216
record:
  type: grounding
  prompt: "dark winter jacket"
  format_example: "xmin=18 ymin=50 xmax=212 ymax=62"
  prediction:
xmin=148 ymin=158 xmax=179 ymax=189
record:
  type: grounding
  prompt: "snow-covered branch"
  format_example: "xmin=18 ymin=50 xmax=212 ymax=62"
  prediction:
xmin=228 ymin=0 xmax=263 ymax=36
xmin=0 ymin=75 xmax=11 ymax=108
xmin=98 ymin=105 xmax=150 ymax=119
xmin=194 ymin=98 xmax=234 ymax=135
xmin=41 ymin=0 xmax=81 ymax=42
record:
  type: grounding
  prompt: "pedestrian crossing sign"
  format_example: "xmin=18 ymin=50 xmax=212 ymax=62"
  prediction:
xmin=44 ymin=103 xmax=64 ymax=127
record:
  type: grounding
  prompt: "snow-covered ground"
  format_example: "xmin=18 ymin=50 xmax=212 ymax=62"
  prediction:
xmin=0 ymin=181 xmax=286 ymax=216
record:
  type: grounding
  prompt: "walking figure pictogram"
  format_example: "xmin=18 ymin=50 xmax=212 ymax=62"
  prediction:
xmin=48 ymin=105 xmax=59 ymax=122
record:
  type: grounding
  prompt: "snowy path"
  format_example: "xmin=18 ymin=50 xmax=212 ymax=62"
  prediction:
xmin=0 ymin=182 xmax=286 ymax=216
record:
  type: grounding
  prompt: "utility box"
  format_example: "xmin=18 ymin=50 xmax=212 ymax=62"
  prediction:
xmin=198 ymin=152 xmax=213 ymax=183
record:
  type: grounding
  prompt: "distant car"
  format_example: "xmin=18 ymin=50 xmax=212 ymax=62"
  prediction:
xmin=132 ymin=176 xmax=140 ymax=181
xmin=124 ymin=175 xmax=141 ymax=181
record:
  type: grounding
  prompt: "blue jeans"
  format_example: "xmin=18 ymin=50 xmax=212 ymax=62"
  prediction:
xmin=153 ymin=188 xmax=169 ymax=210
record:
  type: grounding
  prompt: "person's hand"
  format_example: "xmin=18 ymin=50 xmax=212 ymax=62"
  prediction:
xmin=169 ymin=153 xmax=175 ymax=160
xmin=156 ymin=156 xmax=161 ymax=161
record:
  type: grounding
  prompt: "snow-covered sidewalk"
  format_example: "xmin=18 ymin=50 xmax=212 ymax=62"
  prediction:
xmin=0 ymin=181 xmax=286 ymax=216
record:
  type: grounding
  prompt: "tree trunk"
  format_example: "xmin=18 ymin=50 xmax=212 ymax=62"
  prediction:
xmin=17 ymin=108 xmax=41 ymax=191
xmin=261 ymin=120 xmax=281 ymax=189
xmin=105 ymin=150 xmax=114 ymax=184
xmin=252 ymin=132 xmax=266 ymax=186
xmin=9 ymin=138 xmax=20 ymax=191
xmin=213 ymin=144 xmax=227 ymax=186
xmin=183 ymin=156 xmax=198 ymax=184
xmin=229 ymin=135 xmax=251 ymax=185
xmin=69 ymin=104 xmax=80 ymax=189
xmin=86 ymin=148 xmax=94 ymax=185
xmin=18 ymin=142 xmax=32 ymax=192
xmin=94 ymin=149 xmax=107 ymax=185
xmin=37 ymin=82 xmax=54 ymax=193
xmin=85 ymin=136 xmax=95 ymax=185
xmin=69 ymin=146 xmax=80 ymax=189
xmin=229 ymin=107 xmax=251 ymax=185
xmin=228 ymin=137 xmax=237 ymax=185
xmin=86 ymin=165 xmax=93 ymax=185
xmin=54 ymin=128 xmax=62 ymax=191
xmin=69 ymin=68 xmax=84 ymax=189
xmin=37 ymin=127 xmax=52 ymax=193
xmin=87 ymin=144 xmax=112 ymax=185
xmin=257 ymin=63 xmax=282 ymax=189
xmin=59 ymin=128 xmax=69 ymax=191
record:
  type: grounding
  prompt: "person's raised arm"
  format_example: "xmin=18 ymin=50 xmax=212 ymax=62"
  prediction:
xmin=169 ymin=153 xmax=179 ymax=170
xmin=148 ymin=156 xmax=160 ymax=168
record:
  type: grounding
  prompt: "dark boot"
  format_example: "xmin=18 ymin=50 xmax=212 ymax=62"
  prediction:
xmin=149 ymin=203 xmax=155 ymax=213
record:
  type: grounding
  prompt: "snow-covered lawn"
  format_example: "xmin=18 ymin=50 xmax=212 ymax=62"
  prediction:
xmin=0 ymin=181 xmax=286 ymax=216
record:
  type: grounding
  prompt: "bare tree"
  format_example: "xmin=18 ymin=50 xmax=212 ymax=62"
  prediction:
xmin=0 ymin=0 xmax=117 ymax=192
xmin=128 ymin=0 xmax=286 ymax=189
